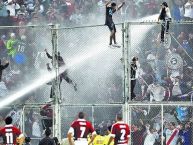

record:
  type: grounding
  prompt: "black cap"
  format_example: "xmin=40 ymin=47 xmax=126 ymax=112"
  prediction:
xmin=161 ymin=2 xmax=168 ymax=7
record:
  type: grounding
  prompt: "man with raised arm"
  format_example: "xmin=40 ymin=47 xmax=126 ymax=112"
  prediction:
xmin=105 ymin=0 xmax=125 ymax=47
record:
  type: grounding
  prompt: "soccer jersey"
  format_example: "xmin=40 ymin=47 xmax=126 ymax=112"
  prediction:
xmin=0 ymin=124 xmax=21 ymax=145
xmin=105 ymin=6 xmax=116 ymax=25
xmin=110 ymin=121 xmax=130 ymax=145
xmin=68 ymin=119 xmax=96 ymax=140
xmin=166 ymin=128 xmax=179 ymax=145
xmin=103 ymin=135 xmax=114 ymax=145
xmin=93 ymin=135 xmax=104 ymax=145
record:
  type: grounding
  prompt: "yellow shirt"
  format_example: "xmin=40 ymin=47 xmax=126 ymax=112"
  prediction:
xmin=103 ymin=135 xmax=114 ymax=145
xmin=93 ymin=135 xmax=105 ymax=145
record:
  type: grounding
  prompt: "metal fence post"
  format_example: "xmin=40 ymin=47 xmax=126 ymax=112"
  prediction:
xmin=161 ymin=104 xmax=164 ymax=145
xmin=51 ymin=24 xmax=62 ymax=140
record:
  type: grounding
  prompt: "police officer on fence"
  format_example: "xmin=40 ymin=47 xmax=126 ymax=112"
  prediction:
xmin=131 ymin=57 xmax=138 ymax=101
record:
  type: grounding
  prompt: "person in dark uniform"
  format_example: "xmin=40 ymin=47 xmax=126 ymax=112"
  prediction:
xmin=0 ymin=59 xmax=9 ymax=82
xmin=45 ymin=49 xmax=77 ymax=91
xmin=105 ymin=1 xmax=125 ymax=47
xmin=39 ymin=128 xmax=55 ymax=145
xmin=131 ymin=57 xmax=138 ymax=101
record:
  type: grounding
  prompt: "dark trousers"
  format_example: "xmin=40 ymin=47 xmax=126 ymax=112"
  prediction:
xmin=131 ymin=80 xmax=136 ymax=100
xmin=161 ymin=18 xmax=171 ymax=41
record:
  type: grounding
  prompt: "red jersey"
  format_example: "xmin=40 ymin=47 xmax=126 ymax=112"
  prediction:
xmin=68 ymin=119 xmax=95 ymax=140
xmin=110 ymin=121 xmax=130 ymax=145
xmin=0 ymin=124 xmax=21 ymax=145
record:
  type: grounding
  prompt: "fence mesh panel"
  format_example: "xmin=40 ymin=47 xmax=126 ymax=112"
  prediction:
xmin=23 ymin=105 xmax=54 ymax=144
xmin=129 ymin=104 xmax=193 ymax=145
xmin=130 ymin=105 xmax=162 ymax=145
xmin=129 ymin=23 xmax=193 ymax=102
xmin=0 ymin=26 xmax=53 ymax=104
xmin=57 ymin=25 xmax=123 ymax=104
xmin=60 ymin=105 xmax=122 ymax=138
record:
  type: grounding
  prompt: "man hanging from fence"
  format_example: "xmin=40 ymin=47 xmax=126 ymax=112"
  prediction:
xmin=105 ymin=0 xmax=125 ymax=48
xmin=45 ymin=49 xmax=77 ymax=91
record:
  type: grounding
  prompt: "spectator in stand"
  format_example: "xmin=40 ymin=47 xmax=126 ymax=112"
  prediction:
xmin=0 ymin=59 xmax=9 ymax=82
xmin=188 ymin=32 xmax=193 ymax=57
xmin=179 ymin=122 xmax=192 ymax=145
xmin=40 ymin=104 xmax=53 ymax=130
xmin=17 ymin=5 xmax=29 ymax=21
xmin=25 ymin=0 xmax=35 ymax=16
xmin=53 ymin=137 xmax=60 ymax=145
xmin=171 ymin=0 xmax=183 ymax=21
xmin=32 ymin=113 xmax=41 ymax=144
xmin=0 ymin=35 xmax=7 ymax=58
xmin=143 ymin=124 xmax=159 ymax=145
xmin=131 ymin=119 xmax=146 ymax=145
xmin=6 ymin=0 xmax=20 ymax=16
xmin=0 ymin=0 xmax=8 ymax=16
xmin=146 ymin=79 xmax=165 ymax=102
xmin=6 ymin=33 xmax=18 ymax=58
xmin=39 ymin=128 xmax=55 ymax=145
xmin=184 ymin=0 xmax=193 ymax=20
xmin=177 ymin=32 xmax=187 ymax=45
xmin=164 ymin=122 xmax=179 ymax=145
xmin=24 ymin=137 xmax=31 ymax=145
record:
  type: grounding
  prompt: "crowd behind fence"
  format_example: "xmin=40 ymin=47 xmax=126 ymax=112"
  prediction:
xmin=1 ymin=103 xmax=193 ymax=145
xmin=130 ymin=23 xmax=193 ymax=102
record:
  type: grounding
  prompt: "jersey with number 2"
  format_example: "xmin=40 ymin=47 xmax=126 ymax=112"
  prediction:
xmin=111 ymin=122 xmax=130 ymax=145
xmin=0 ymin=124 xmax=21 ymax=145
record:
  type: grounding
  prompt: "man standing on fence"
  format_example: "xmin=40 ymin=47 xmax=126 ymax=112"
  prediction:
xmin=158 ymin=2 xmax=172 ymax=43
xmin=131 ymin=57 xmax=138 ymax=101
xmin=107 ymin=114 xmax=130 ymax=145
xmin=67 ymin=112 xmax=96 ymax=145
xmin=105 ymin=0 xmax=125 ymax=48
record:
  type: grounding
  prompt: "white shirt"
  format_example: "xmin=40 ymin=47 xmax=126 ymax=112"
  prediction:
xmin=6 ymin=3 xmax=20 ymax=16
xmin=166 ymin=128 xmax=179 ymax=145
xmin=144 ymin=130 xmax=158 ymax=145
xmin=165 ymin=7 xmax=172 ymax=18
xmin=159 ymin=7 xmax=171 ymax=19
xmin=147 ymin=84 xmax=165 ymax=101
xmin=184 ymin=1 xmax=193 ymax=18
xmin=32 ymin=121 xmax=41 ymax=137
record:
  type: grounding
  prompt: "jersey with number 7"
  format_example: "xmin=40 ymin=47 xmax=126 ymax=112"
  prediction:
xmin=68 ymin=119 xmax=95 ymax=140
xmin=110 ymin=121 xmax=130 ymax=145
xmin=0 ymin=124 xmax=21 ymax=145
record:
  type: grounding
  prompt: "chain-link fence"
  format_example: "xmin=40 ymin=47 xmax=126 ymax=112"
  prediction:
xmin=0 ymin=25 xmax=53 ymax=104
xmin=128 ymin=22 xmax=193 ymax=102
xmin=57 ymin=25 xmax=124 ymax=104
xmin=0 ymin=24 xmax=124 ymax=106
xmin=60 ymin=105 xmax=122 ymax=138
xmin=129 ymin=103 xmax=193 ymax=145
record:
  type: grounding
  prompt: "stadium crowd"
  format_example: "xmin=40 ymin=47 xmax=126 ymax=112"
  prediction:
xmin=132 ymin=23 xmax=193 ymax=101
xmin=131 ymin=106 xmax=193 ymax=145
xmin=0 ymin=0 xmax=162 ymax=26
